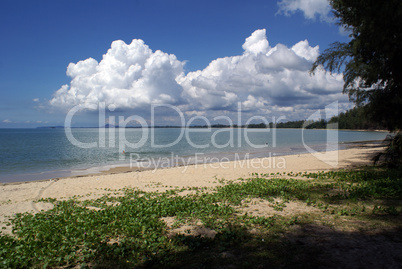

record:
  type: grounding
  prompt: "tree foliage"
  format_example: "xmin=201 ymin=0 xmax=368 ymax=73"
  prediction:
xmin=311 ymin=0 xmax=402 ymax=131
xmin=273 ymin=120 xmax=327 ymax=129
xmin=328 ymin=106 xmax=385 ymax=130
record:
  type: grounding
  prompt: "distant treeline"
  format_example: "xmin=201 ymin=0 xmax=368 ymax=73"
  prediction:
xmin=40 ymin=107 xmax=385 ymax=130
xmin=160 ymin=106 xmax=384 ymax=129
xmin=265 ymin=106 xmax=385 ymax=130
xmin=249 ymin=106 xmax=385 ymax=129
xmin=272 ymin=120 xmax=327 ymax=129
xmin=328 ymin=106 xmax=385 ymax=130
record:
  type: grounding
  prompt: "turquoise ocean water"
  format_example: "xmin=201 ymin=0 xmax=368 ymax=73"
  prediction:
xmin=0 ymin=128 xmax=388 ymax=183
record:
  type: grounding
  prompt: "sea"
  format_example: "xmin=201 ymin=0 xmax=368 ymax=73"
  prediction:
xmin=0 ymin=128 xmax=389 ymax=183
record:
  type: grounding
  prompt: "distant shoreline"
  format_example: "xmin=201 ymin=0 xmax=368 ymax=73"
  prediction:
xmin=36 ymin=126 xmax=390 ymax=132
xmin=0 ymin=126 xmax=391 ymax=132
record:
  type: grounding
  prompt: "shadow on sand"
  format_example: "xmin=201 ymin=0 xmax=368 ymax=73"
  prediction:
xmin=91 ymin=221 xmax=402 ymax=269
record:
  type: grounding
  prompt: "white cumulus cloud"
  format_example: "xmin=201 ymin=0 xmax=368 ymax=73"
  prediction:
xmin=242 ymin=29 xmax=270 ymax=55
xmin=277 ymin=0 xmax=332 ymax=22
xmin=50 ymin=39 xmax=185 ymax=111
xmin=179 ymin=29 xmax=344 ymax=114
xmin=50 ymin=29 xmax=346 ymax=121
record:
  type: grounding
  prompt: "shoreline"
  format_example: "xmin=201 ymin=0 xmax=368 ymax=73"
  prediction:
xmin=0 ymin=144 xmax=385 ymax=234
xmin=0 ymin=140 xmax=385 ymax=186
xmin=0 ymin=145 xmax=384 ymax=195
xmin=0 ymin=128 xmax=389 ymax=184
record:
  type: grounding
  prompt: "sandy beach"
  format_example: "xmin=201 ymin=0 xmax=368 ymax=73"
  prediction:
xmin=3 ymin=144 xmax=402 ymax=269
xmin=0 ymin=145 xmax=382 ymax=230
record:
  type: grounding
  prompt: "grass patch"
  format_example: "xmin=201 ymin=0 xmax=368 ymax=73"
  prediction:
xmin=0 ymin=167 xmax=401 ymax=268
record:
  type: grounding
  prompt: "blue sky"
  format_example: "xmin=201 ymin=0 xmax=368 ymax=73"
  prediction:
xmin=0 ymin=0 xmax=350 ymax=127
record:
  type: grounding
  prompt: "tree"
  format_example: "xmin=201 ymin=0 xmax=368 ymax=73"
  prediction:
xmin=328 ymin=106 xmax=386 ymax=130
xmin=311 ymin=0 xmax=402 ymax=131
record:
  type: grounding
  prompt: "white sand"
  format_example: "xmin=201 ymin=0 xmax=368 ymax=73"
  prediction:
xmin=0 ymin=146 xmax=382 ymax=232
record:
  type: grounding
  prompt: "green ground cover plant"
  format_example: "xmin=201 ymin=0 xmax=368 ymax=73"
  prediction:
xmin=0 ymin=167 xmax=401 ymax=268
